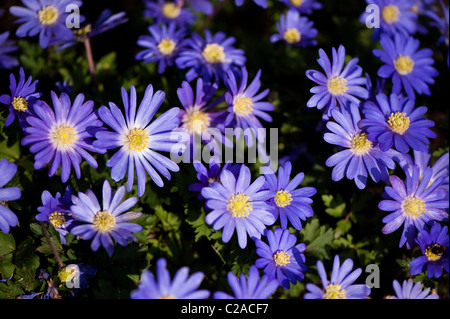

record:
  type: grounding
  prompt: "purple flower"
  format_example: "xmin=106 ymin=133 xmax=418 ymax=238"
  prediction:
xmin=0 ymin=67 xmax=42 ymax=128
xmin=410 ymin=222 xmax=449 ymax=278
xmin=373 ymin=33 xmax=439 ymax=99
xmin=70 ymin=180 xmax=142 ymax=257
xmin=21 ymin=91 xmax=106 ymax=183
xmin=200 ymin=164 xmax=276 ymax=249
xmin=0 ymin=158 xmax=21 ymax=234
xmin=213 ymin=265 xmax=279 ymax=299
xmin=305 ymin=45 xmax=369 ymax=120
xmin=233 ymin=0 xmax=268 ymax=9
xmin=131 ymin=258 xmax=210 ymax=299
xmin=279 ymin=0 xmax=323 ymax=15
xmin=304 ymin=255 xmax=371 ymax=299
xmin=379 ymin=165 xmax=449 ymax=249
xmin=270 ymin=9 xmax=318 ymax=47
xmin=359 ymin=93 xmax=437 ymax=153
xmin=143 ymin=0 xmax=196 ymax=27
xmin=10 ymin=0 xmax=84 ymax=48
xmin=391 ymin=279 xmax=438 ymax=299
xmin=175 ymin=29 xmax=246 ymax=83
xmin=254 ymin=228 xmax=307 ymax=289
xmin=0 ymin=31 xmax=19 ymax=69
xmin=186 ymin=0 xmax=214 ymax=14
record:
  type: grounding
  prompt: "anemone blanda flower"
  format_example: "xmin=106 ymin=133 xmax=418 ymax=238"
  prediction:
xmin=254 ymin=228 xmax=307 ymax=289
xmin=36 ymin=186 xmax=75 ymax=244
xmin=359 ymin=93 xmax=436 ymax=154
xmin=0 ymin=158 xmax=21 ymax=234
xmin=136 ymin=22 xmax=188 ymax=74
xmin=304 ymin=254 xmax=371 ymax=299
xmin=379 ymin=165 xmax=449 ymax=249
xmin=9 ymin=0 xmax=84 ymax=48
xmin=262 ymin=161 xmax=316 ymax=230
xmin=0 ymin=31 xmax=19 ymax=69
xmin=324 ymin=102 xmax=401 ymax=189
xmin=176 ymin=77 xmax=232 ymax=160
xmin=143 ymin=0 xmax=196 ymax=27
xmin=70 ymin=180 xmax=142 ymax=257
xmin=94 ymin=84 xmax=182 ymax=197
xmin=233 ymin=0 xmax=268 ymax=9
xmin=175 ymin=29 xmax=246 ymax=83
xmin=200 ymin=164 xmax=276 ymax=249
xmin=409 ymin=222 xmax=449 ymax=278
xmin=279 ymin=0 xmax=323 ymax=15
xmin=391 ymin=279 xmax=438 ymax=299
xmin=373 ymin=33 xmax=438 ymax=99
xmin=213 ymin=265 xmax=279 ymax=299
xmin=224 ymin=66 xmax=274 ymax=148
xmin=305 ymin=45 xmax=369 ymax=120
xmin=360 ymin=0 xmax=418 ymax=39
xmin=21 ymin=91 xmax=106 ymax=183
xmin=188 ymin=157 xmax=241 ymax=199
xmin=186 ymin=0 xmax=214 ymax=14
xmin=270 ymin=9 xmax=318 ymax=47
xmin=131 ymin=258 xmax=210 ymax=299
xmin=0 ymin=67 xmax=42 ymax=128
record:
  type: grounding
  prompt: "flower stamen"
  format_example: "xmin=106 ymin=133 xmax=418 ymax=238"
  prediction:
xmin=273 ymin=250 xmax=291 ymax=267
xmin=157 ymin=38 xmax=176 ymax=55
xmin=52 ymin=125 xmax=78 ymax=149
xmin=327 ymin=76 xmax=348 ymax=96
xmin=127 ymin=128 xmax=149 ymax=152
xmin=274 ymin=190 xmax=293 ymax=207
xmin=49 ymin=211 xmax=67 ymax=229
xmin=324 ymin=284 xmax=347 ymax=299
xmin=227 ymin=193 xmax=252 ymax=218
xmin=202 ymin=43 xmax=226 ymax=64
xmin=92 ymin=211 xmax=116 ymax=233
xmin=12 ymin=96 xmax=28 ymax=112
xmin=382 ymin=5 xmax=400 ymax=24
xmin=394 ymin=55 xmax=414 ymax=75
xmin=38 ymin=6 xmax=59 ymax=26
xmin=402 ymin=196 xmax=426 ymax=218
xmin=233 ymin=96 xmax=253 ymax=116
xmin=283 ymin=28 xmax=301 ymax=44
xmin=350 ymin=133 xmax=373 ymax=155
xmin=182 ymin=109 xmax=211 ymax=134
xmin=388 ymin=112 xmax=410 ymax=135
xmin=162 ymin=3 xmax=181 ymax=19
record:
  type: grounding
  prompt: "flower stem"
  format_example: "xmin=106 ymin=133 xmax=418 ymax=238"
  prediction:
xmin=40 ymin=221 xmax=65 ymax=269
xmin=83 ymin=38 xmax=97 ymax=84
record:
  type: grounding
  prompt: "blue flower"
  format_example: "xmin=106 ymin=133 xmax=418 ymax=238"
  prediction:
xmin=410 ymin=222 xmax=449 ymax=278
xmin=379 ymin=165 xmax=449 ymax=249
xmin=305 ymin=45 xmax=369 ymax=120
xmin=0 ymin=67 xmax=42 ymax=128
xmin=10 ymin=0 xmax=84 ymax=48
xmin=21 ymin=91 xmax=105 ymax=183
xmin=254 ymin=228 xmax=307 ymax=289
xmin=360 ymin=0 xmax=418 ymax=39
xmin=391 ymin=279 xmax=438 ymax=299
xmin=131 ymin=258 xmax=210 ymax=299
xmin=359 ymin=93 xmax=437 ymax=153
xmin=189 ymin=157 xmax=241 ymax=199
xmin=233 ymin=0 xmax=268 ymax=9
xmin=175 ymin=29 xmax=246 ymax=83
xmin=0 ymin=31 xmax=19 ymax=69
xmin=224 ymin=66 xmax=274 ymax=148
xmin=324 ymin=103 xmax=400 ymax=189
xmin=262 ymin=161 xmax=316 ymax=230
xmin=94 ymin=84 xmax=182 ymax=197
xmin=304 ymin=255 xmax=371 ymax=299
xmin=201 ymin=164 xmax=276 ymax=249
xmin=373 ymin=33 xmax=439 ymax=99
xmin=187 ymin=0 xmax=214 ymax=14
xmin=426 ymin=0 xmax=449 ymax=66
xmin=70 ymin=180 xmax=142 ymax=257
xmin=0 ymin=158 xmax=21 ymax=234
xmin=136 ymin=22 xmax=188 ymax=74
xmin=279 ymin=0 xmax=323 ymax=15
xmin=213 ymin=265 xmax=279 ymax=299
xmin=36 ymin=186 xmax=74 ymax=244
xmin=143 ymin=0 xmax=196 ymax=27
xmin=270 ymin=9 xmax=318 ymax=47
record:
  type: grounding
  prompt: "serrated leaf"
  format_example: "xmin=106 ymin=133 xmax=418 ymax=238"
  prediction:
xmin=0 ymin=232 xmax=16 ymax=257
xmin=301 ymin=218 xmax=334 ymax=261
xmin=0 ymin=280 xmax=25 ymax=299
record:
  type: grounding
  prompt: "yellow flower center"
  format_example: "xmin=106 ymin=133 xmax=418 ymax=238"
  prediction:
xmin=74 ymin=24 xmax=92 ymax=41
xmin=12 ymin=96 xmax=28 ymax=112
xmin=324 ymin=284 xmax=347 ymax=299
xmin=289 ymin=0 xmax=304 ymax=7
xmin=52 ymin=125 xmax=78 ymax=149
xmin=273 ymin=250 xmax=291 ymax=267
xmin=227 ymin=193 xmax=252 ymax=218
xmin=382 ymin=5 xmax=400 ymax=24
xmin=425 ymin=244 xmax=446 ymax=262
xmin=327 ymin=76 xmax=348 ymax=96
xmin=394 ymin=55 xmax=414 ymax=75
xmin=162 ymin=3 xmax=181 ymax=19
xmin=58 ymin=266 xmax=79 ymax=284
xmin=38 ymin=6 xmax=59 ymax=26
xmin=92 ymin=211 xmax=116 ymax=233
xmin=388 ymin=112 xmax=410 ymax=135
xmin=283 ymin=28 xmax=301 ymax=44
xmin=161 ymin=295 xmax=176 ymax=299
xmin=182 ymin=109 xmax=211 ymax=134
xmin=202 ymin=43 xmax=226 ymax=64
xmin=274 ymin=190 xmax=293 ymax=207
xmin=350 ymin=133 xmax=373 ymax=155
xmin=208 ymin=177 xmax=219 ymax=184
xmin=402 ymin=196 xmax=426 ymax=218
xmin=49 ymin=212 xmax=66 ymax=229
xmin=157 ymin=38 xmax=176 ymax=55
xmin=233 ymin=96 xmax=253 ymax=117
xmin=127 ymin=128 xmax=149 ymax=152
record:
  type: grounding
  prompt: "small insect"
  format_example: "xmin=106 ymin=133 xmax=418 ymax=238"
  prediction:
xmin=429 ymin=244 xmax=446 ymax=257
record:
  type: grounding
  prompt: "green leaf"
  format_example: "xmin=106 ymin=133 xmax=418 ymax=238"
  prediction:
xmin=13 ymin=238 xmax=40 ymax=292
xmin=0 ymin=253 xmax=15 ymax=280
xmin=301 ymin=218 xmax=334 ymax=261
xmin=0 ymin=280 xmax=25 ymax=299
xmin=0 ymin=232 xmax=16 ymax=257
